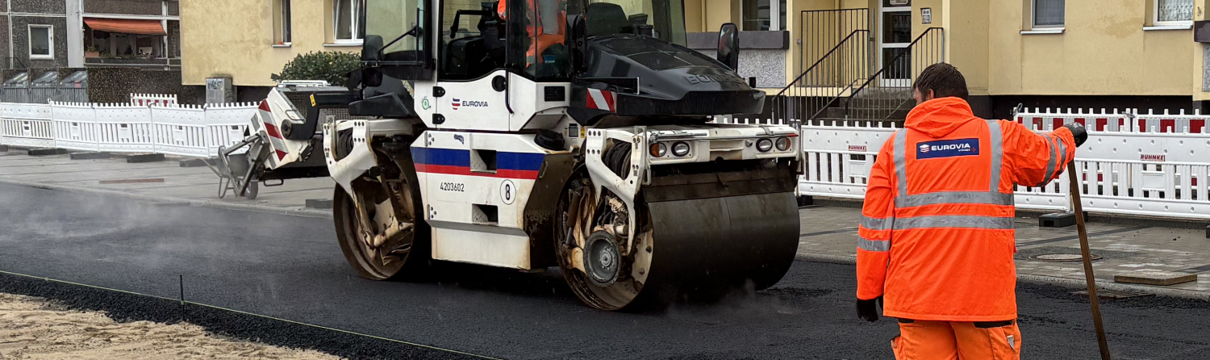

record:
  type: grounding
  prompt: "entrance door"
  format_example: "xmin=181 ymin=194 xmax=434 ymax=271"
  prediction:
xmin=879 ymin=0 xmax=911 ymax=87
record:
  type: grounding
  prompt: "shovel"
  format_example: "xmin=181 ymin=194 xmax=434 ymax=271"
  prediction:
xmin=1066 ymin=160 xmax=1112 ymax=360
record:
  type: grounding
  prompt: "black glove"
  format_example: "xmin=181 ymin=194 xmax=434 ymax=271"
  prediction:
xmin=856 ymin=297 xmax=882 ymax=322
xmin=1063 ymin=123 xmax=1087 ymax=147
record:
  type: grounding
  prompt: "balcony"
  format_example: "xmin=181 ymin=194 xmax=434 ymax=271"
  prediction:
xmin=84 ymin=17 xmax=179 ymax=69
xmin=84 ymin=56 xmax=180 ymax=68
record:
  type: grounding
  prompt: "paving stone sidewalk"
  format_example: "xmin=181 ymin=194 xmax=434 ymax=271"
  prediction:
xmin=3 ymin=148 xmax=1210 ymax=299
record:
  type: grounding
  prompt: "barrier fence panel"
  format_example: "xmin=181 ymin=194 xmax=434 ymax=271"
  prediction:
xmin=0 ymin=103 xmax=54 ymax=148
xmin=151 ymin=104 xmax=208 ymax=157
xmin=130 ymin=93 xmax=178 ymax=107
xmin=203 ymin=102 xmax=257 ymax=157
xmin=50 ymin=102 xmax=99 ymax=152
xmin=1015 ymin=108 xmax=1210 ymax=134
xmin=94 ymin=103 xmax=154 ymax=153
xmin=799 ymin=119 xmax=1210 ymax=219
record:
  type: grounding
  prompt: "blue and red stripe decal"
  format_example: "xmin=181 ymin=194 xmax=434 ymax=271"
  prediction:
xmin=411 ymin=147 xmax=544 ymax=179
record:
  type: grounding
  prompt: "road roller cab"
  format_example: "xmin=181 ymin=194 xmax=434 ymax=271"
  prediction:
xmin=249 ymin=0 xmax=804 ymax=311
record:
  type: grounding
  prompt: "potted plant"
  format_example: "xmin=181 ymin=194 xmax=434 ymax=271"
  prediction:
xmin=85 ymin=45 xmax=99 ymax=58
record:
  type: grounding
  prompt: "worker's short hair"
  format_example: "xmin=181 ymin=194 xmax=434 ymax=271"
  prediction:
xmin=914 ymin=63 xmax=969 ymax=101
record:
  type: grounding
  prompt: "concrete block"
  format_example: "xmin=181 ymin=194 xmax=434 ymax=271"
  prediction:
xmin=1039 ymin=211 xmax=1089 ymax=228
xmin=306 ymin=199 xmax=333 ymax=209
xmin=69 ymin=152 xmax=111 ymax=160
xmin=0 ymin=145 xmax=8 ymax=152
xmin=179 ymin=158 xmax=211 ymax=168
xmin=27 ymin=148 xmax=68 ymax=156
xmin=124 ymin=153 xmax=165 ymax=163
xmin=1114 ymin=272 xmax=1199 ymax=286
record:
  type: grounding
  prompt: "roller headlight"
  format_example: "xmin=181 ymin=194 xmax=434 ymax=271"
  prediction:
xmin=756 ymin=138 xmax=774 ymax=152
xmin=775 ymin=137 xmax=791 ymax=151
xmin=650 ymin=143 xmax=667 ymax=157
xmin=672 ymin=142 xmax=691 ymax=157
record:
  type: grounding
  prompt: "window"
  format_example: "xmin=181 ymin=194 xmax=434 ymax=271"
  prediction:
xmin=29 ymin=25 xmax=53 ymax=60
xmin=281 ymin=0 xmax=292 ymax=43
xmin=1032 ymin=0 xmax=1064 ymax=28
xmin=334 ymin=0 xmax=365 ymax=43
xmin=741 ymin=0 xmax=785 ymax=31
xmin=1156 ymin=0 xmax=1193 ymax=25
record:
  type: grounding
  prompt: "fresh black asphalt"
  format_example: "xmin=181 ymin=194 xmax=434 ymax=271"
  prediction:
xmin=1 ymin=183 xmax=1208 ymax=359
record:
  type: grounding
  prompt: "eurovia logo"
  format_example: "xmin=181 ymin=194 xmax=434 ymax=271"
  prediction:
xmin=451 ymin=99 xmax=488 ymax=111
xmin=452 ymin=98 xmax=461 ymax=110
xmin=919 ymin=144 xmax=930 ymax=153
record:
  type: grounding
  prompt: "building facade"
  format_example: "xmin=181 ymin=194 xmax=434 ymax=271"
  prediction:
xmin=1 ymin=0 xmax=184 ymax=104
xmin=180 ymin=0 xmax=363 ymax=102
xmin=684 ymin=0 xmax=1210 ymax=119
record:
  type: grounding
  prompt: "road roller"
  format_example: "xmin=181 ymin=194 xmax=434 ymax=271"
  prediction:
xmin=230 ymin=0 xmax=803 ymax=310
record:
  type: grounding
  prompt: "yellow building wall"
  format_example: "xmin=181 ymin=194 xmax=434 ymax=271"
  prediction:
xmin=988 ymin=0 xmax=1193 ymax=96
xmin=181 ymin=0 xmax=359 ymax=87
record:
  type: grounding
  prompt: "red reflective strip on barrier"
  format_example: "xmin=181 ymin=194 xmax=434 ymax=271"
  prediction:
xmin=259 ymin=100 xmax=271 ymax=112
xmin=1032 ymin=117 xmax=1043 ymax=129
xmin=275 ymin=150 xmax=287 ymax=160
xmin=1192 ymin=120 xmax=1205 ymax=133
xmin=1053 ymin=118 xmax=1064 ymax=129
xmin=264 ymin=123 xmax=282 ymax=139
xmin=1095 ymin=118 xmax=1108 ymax=132
xmin=1161 ymin=119 xmax=1175 ymax=133
xmin=1194 ymin=177 xmax=1199 ymax=186
xmin=1139 ymin=119 xmax=1148 ymax=132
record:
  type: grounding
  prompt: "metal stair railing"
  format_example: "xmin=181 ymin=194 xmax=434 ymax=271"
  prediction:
xmin=842 ymin=27 xmax=945 ymax=124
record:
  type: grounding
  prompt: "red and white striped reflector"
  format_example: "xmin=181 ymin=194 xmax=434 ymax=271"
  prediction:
xmin=587 ymin=89 xmax=616 ymax=112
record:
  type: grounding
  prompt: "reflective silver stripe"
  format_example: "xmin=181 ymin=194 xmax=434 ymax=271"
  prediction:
xmin=893 ymin=129 xmax=907 ymax=197
xmin=858 ymin=237 xmax=891 ymax=252
xmin=861 ymin=216 xmax=894 ymax=231
xmin=896 ymin=191 xmax=1015 ymax=208
xmin=1055 ymin=136 xmax=1069 ymax=176
xmin=987 ymin=120 xmax=1003 ymax=191
xmin=893 ymin=215 xmax=1016 ymax=230
xmin=1037 ymin=135 xmax=1059 ymax=187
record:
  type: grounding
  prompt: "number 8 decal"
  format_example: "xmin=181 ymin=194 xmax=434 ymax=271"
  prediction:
xmin=500 ymin=179 xmax=516 ymax=205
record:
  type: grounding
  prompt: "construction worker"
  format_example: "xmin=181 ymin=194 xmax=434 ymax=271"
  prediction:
xmin=855 ymin=63 xmax=1088 ymax=359
xmin=497 ymin=0 xmax=565 ymax=67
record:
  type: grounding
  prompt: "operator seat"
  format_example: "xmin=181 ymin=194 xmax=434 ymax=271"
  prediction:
xmin=585 ymin=3 xmax=630 ymax=37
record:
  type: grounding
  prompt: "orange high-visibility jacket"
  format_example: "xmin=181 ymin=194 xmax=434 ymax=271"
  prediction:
xmin=856 ymin=97 xmax=1077 ymax=322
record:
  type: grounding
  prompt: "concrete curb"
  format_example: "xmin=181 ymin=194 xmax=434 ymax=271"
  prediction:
xmin=794 ymin=252 xmax=1210 ymax=302
xmin=0 ymin=178 xmax=331 ymax=219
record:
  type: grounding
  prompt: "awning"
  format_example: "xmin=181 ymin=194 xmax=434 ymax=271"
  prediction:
xmin=84 ymin=18 xmax=165 ymax=35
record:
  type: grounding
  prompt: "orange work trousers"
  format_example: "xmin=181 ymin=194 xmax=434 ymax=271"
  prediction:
xmin=890 ymin=319 xmax=1022 ymax=360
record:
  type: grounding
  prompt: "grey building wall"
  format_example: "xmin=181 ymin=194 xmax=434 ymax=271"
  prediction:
xmin=167 ymin=0 xmax=178 ymax=16
xmin=11 ymin=16 xmax=70 ymax=69
xmin=0 ymin=17 xmax=10 ymax=69
xmin=84 ymin=0 xmax=162 ymax=15
xmin=11 ymin=0 xmax=66 ymax=13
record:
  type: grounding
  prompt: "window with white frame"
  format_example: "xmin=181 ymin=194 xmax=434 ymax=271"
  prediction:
xmin=1032 ymin=0 xmax=1064 ymax=28
xmin=741 ymin=0 xmax=786 ymax=31
xmin=1156 ymin=0 xmax=1194 ymax=25
xmin=334 ymin=0 xmax=365 ymax=43
xmin=281 ymin=0 xmax=292 ymax=43
xmin=29 ymin=25 xmax=53 ymax=60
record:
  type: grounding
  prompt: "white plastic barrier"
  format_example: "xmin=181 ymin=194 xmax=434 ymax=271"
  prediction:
xmin=798 ymin=120 xmax=1210 ymax=219
xmin=50 ymin=102 xmax=99 ymax=152
xmin=1015 ymin=108 xmax=1210 ymax=134
xmin=203 ymin=102 xmax=257 ymax=157
xmin=94 ymin=103 xmax=155 ymax=153
xmin=0 ymin=103 xmax=54 ymax=148
xmin=130 ymin=93 xmax=178 ymax=107
xmin=151 ymin=104 xmax=208 ymax=157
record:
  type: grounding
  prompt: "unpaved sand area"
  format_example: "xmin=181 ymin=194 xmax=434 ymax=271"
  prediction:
xmin=0 ymin=293 xmax=340 ymax=360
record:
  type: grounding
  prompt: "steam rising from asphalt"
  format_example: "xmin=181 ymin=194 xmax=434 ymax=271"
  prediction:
xmin=0 ymin=184 xmax=335 ymax=305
